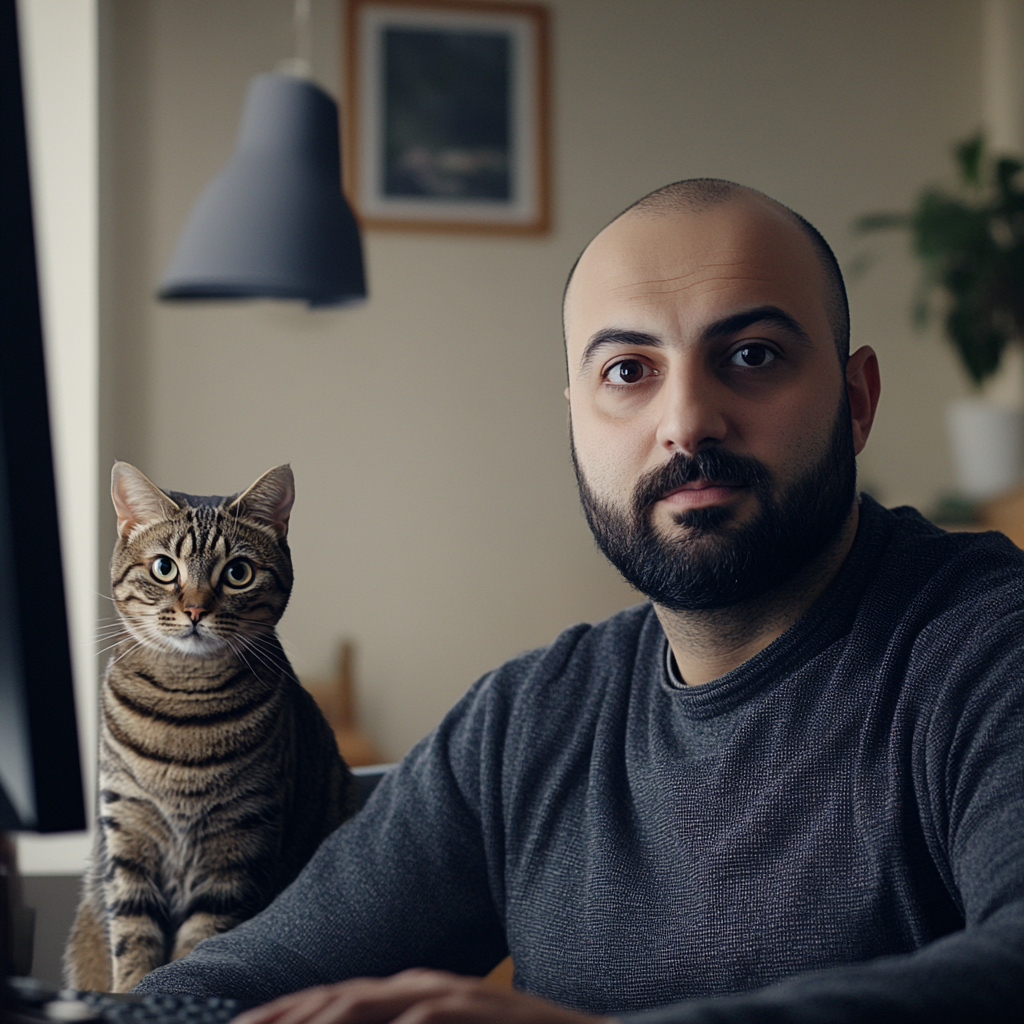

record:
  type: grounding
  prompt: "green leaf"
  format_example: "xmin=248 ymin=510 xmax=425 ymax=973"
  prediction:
xmin=955 ymin=133 xmax=985 ymax=187
xmin=996 ymin=156 xmax=1023 ymax=196
xmin=844 ymin=250 xmax=876 ymax=281
xmin=852 ymin=131 xmax=1024 ymax=386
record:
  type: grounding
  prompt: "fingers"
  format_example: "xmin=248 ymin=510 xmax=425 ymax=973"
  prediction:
xmin=387 ymin=986 xmax=601 ymax=1024
xmin=298 ymin=971 xmax=463 ymax=1024
xmin=232 ymin=986 xmax=334 ymax=1024
xmin=232 ymin=970 xmax=474 ymax=1024
xmin=232 ymin=969 xmax=607 ymax=1024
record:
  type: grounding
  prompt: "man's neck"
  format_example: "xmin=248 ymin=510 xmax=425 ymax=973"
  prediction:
xmin=654 ymin=501 xmax=860 ymax=687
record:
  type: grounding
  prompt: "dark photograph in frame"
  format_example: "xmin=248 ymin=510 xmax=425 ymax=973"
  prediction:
xmin=345 ymin=0 xmax=550 ymax=233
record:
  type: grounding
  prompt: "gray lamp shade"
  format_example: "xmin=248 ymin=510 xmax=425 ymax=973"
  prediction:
xmin=159 ymin=73 xmax=366 ymax=307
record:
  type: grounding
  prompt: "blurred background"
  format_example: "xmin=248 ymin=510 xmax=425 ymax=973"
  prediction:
xmin=16 ymin=0 xmax=1022 ymax=911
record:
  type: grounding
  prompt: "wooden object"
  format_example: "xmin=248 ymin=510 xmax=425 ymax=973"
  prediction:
xmin=978 ymin=481 xmax=1024 ymax=547
xmin=482 ymin=955 xmax=514 ymax=990
xmin=303 ymin=641 xmax=382 ymax=766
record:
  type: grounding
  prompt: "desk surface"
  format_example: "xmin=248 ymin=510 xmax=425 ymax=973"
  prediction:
xmin=938 ymin=483 xmax=1024 ymax=548
xmin=978 ymin=483 xmax=1024 ymax=547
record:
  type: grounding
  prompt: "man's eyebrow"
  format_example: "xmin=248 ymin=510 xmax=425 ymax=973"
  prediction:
xmin=575 ymin=305 xmax=813 ymax=379
xmin=701 ymin=305 xmax=813 ymax=346
xmin=577 ymin=329 xmax=663 ymax=377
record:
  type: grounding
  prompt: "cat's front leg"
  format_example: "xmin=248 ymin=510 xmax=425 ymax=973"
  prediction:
xmin=100 ymin=821 xmax=170 ymax=992
xmin=107 ymin=912 xmax=167 ymax=992
xmin=170 ymin=911 xmax=237 ymax=961
xmin=170 ymin=861 xmax=252 ymax=960
xmin=171 ymin=818 xmax=279 ymax=961
xmin=64 ymin=886 xmax=112 ymax=991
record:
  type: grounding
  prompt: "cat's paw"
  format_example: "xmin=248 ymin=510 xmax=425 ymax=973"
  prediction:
xmin=109 ymin=919 xmax=166 ymax=993
xmin=171 ymin=911 xmax=237 ymax=961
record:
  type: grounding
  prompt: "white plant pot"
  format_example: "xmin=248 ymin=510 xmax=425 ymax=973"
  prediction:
xmin=946 ymin=398 xmax=1024 ymax=500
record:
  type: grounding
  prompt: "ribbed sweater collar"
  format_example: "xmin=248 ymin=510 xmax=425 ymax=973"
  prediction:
xmin=657 ymin=494 xmax=896 ymax=719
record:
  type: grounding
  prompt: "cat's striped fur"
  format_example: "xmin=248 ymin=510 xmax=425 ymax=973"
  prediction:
xmin=65 ymin=463 xmax=358 ymax=993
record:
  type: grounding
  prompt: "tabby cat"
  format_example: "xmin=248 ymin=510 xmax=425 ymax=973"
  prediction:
xmin=65 ymin=462 xmax=358 ymax=993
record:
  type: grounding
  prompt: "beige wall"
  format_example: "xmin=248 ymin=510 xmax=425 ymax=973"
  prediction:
xmin=100 ymin=0 xmax=983 ymax=761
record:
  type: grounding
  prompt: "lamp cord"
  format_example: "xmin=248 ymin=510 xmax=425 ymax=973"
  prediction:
xmin=294 ymin=0 xmax=312 ymax=71
xmin=276 ymin=0 xmax=312 ymax=78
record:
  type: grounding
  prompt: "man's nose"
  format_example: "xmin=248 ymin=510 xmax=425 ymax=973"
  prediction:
xmin=654 ymin=364 xmax=728 ymax=456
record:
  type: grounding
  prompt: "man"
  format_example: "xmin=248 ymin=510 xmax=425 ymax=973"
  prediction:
xmin=137 ymin=181 xmax=1023 ymax=1022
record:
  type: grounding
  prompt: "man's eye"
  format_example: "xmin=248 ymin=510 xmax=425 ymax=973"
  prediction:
xmin=605 ymin=359 xmax=655 ymax=385
xmin=729 ymin=344 xmax=776 ymax=368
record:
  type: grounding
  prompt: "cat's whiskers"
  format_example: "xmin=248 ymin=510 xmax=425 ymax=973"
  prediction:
xmin=94 ymin=632 xmax=132 ymax=648
xmin=231 ymin=635 xmax=284 ymax=679
xmin=109 ymin=638 xmax=147 ymax=664
xmin=239 ymin=645 xmax=298 ymax=687
xmin=233 ymin=631 xmax=282 ymax=659
xmin=222 ymin=634 xmax=269 ymax=685
xmin=220 ymin=622 xmax=290 ymax=676
xmin=96 ymin=616 xmax=147 ymax=635
xmin=96 ymin=642 xmax=133 ymax=658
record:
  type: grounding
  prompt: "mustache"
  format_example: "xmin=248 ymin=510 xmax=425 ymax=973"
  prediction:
xmin=631 ymin=447 xmax=774 ymax=514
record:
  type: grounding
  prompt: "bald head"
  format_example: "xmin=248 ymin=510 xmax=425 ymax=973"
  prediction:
xmin=564 ymin=179 xmax=850 ymax=367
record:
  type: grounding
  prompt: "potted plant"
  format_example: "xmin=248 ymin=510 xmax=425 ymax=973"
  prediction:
xmin=856 ymin=134 xmax=1024 ymax=502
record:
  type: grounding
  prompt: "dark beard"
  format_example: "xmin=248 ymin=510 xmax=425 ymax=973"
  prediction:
xmin=571 ymin=400 xmax=857 ymax=611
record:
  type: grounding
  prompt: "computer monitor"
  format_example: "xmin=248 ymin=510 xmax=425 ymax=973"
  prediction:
xmin=0 ymin=0 xmax=86 ymax=835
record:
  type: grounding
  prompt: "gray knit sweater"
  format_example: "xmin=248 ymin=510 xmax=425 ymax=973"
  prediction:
xmin=137 ymin=497 xmax=1024 ymax=1022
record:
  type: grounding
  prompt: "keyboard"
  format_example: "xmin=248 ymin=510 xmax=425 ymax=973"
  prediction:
xmin=6 ymin=979 xmax=252 ymax=1023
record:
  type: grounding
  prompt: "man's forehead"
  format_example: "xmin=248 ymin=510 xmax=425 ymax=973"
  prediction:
xmin=565 ymin=197 xmax=827 ymax=335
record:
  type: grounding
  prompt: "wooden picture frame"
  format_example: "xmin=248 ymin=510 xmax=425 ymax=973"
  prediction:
xmin=344 ymin=0 xmax=550 ymax=234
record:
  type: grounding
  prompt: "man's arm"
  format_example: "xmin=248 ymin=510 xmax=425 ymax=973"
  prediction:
xmin=220 ymin=903 xmax=1022 ymax=1024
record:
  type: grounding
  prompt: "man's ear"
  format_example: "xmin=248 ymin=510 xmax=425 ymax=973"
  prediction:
xmin=229 ymin=465 xmax=295 ymax=539
xmin=111 ymin=462 xmax=181 ymax=540
xmin=846 ymin=345 xmax=881 ymax=456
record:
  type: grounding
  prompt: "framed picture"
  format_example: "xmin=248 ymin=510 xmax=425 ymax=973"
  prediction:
xmin=344 ymin=0 xmax=550 ymax=233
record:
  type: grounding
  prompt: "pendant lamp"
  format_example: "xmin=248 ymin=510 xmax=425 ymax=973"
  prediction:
xmin=158 ymin=70 xmax=366 ymax=307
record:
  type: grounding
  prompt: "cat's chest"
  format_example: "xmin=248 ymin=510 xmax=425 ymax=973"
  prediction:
xmin=99 ymin=661 xmax=289 ymax=807
xmin=98 ymin=745 xmax=289 ymax=863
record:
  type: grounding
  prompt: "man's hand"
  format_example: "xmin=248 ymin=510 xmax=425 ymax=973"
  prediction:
xmin=231 ymin=968 xmax=614 ymax=1024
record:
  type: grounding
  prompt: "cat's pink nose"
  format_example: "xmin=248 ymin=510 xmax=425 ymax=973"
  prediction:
xmin=185 ymin=605 xmax=208 ymax=623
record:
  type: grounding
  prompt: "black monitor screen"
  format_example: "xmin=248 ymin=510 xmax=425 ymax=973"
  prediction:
xmin=0 ymin=0 xmax=86 ymax=834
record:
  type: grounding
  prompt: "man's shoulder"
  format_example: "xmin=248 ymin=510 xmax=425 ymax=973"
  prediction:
xmin=430 ymin=602 xmax=662 ymax=778
xmin=857 ymin=498 xmax=1024 ymax=677
xmin=443 ymin=602 xmax=660 ymax=730
xmin=493 ymin=600 xmax=659 ymax=684
xmin=859 ymin=496 xmax=1024 ymax=600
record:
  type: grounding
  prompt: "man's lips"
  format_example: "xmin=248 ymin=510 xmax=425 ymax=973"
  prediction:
xmin=658 ymin=480 xmax=745 ymax=509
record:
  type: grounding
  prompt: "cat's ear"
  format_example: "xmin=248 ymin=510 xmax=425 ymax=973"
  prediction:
xmin=111 ymin=462 xmax=181 ymax=540
xmin=229 ymin=465 xmax=295 ymax=539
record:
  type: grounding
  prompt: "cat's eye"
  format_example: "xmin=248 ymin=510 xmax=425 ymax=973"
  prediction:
xmin=222 ymin=559 xmax=254 ymax=588
xmin=151 ymin=556 xmax=178 ymax=583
